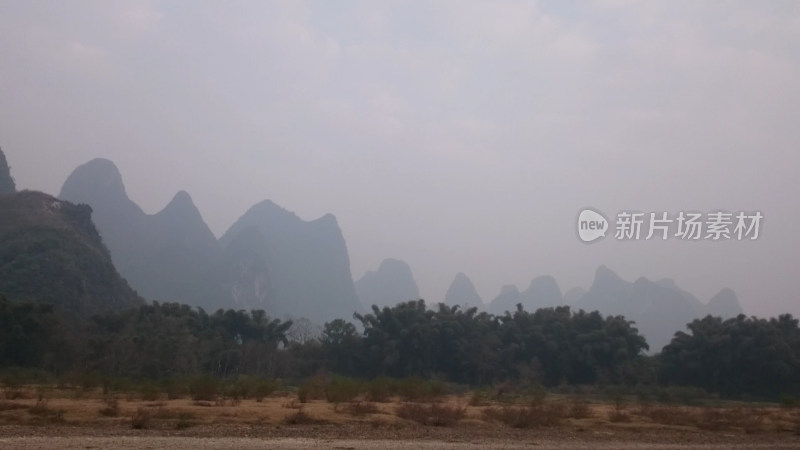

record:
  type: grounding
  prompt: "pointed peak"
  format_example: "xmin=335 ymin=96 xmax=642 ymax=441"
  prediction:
xmin=714 ymin=287 xmax=737 ymax=298
xmin=593 ymin=265 xmax=626 ymax=286
xmin=449 ymin=272 xmax=474 ymax=286
xmin=445 ymin=272 xmax=482 ymax=307
xmin=526 ymin=275 xmax=559 ymax=290
xmin=157 ymin=190 xmax=201 ymax=218
xmin=595 ymin=264 xmax=621 ymax=280
xmin=355 ymin=257 xmax=420 ymax=308
xmin=378 ymin=258 xmax=411 ymax=271
xmin=499 ymin=284 xmax=520 ymax=296
xmin=707 ymin=287 xmax=743 ymax=318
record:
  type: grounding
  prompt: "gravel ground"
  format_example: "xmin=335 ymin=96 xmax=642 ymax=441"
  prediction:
xmin=1 ymin=436 xmax=799 ymax=450
xmin=1 ymin=424 xmax=799 ymax=449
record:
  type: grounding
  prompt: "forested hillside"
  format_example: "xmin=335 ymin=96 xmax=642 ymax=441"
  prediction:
xmin=0 ymin=191 xmax=142 ymax=317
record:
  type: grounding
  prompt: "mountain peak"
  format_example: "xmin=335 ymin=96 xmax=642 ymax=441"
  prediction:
xmin=62 ymin=158 xmax=125 ymax=194
xmin=595 ymin=264 xmax=621 ymax=281
xmin=154 ymin=189 xmax=217 ymax=244
xmin=377 ymin=258 xmax=411 ymax=272
xmin=173 ymin=190 xmax=193 ymax=204
xmin=707 ymin=288 xmax=743 ymax=318
xmin=590 ymin=265 xmax=627 ymax=292
xmin=241 ymin=199 xmax=302 ymax=226
xmin=500 ymin=284 xmax=520 ymax=296
xmin=318 ymin=212 xmax=338 ymax=224
xmin=251 ymin=199 xmax=287 ymax=213
xmin=525 ymin=275 xmax=559 ymax=292
xmin=221 ymin=198 xmax=362 ymax=322
xmin=355 ymin=258 xmax=420 ymax=309
xmin=159 ymin=190 xmax=199 ymax=218
xmin=59 ymin=158 xmax=140 ymax=216
xmin=444 ymin=272 xmax=483 ymax=307
xmin=488 ymin=284 xmax=522 ymax=315
xmin=520 ymin=275 xmax=563 ymax=309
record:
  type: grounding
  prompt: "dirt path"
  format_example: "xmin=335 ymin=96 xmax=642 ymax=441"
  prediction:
xmin=1 ymin=425 xmax=799 ymax=450
xmin=1 ymin=436 xmax=799 ymax=450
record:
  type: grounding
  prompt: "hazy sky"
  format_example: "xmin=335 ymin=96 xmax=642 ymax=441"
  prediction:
xmin=1 ymin=1 xmax=799 ymax=317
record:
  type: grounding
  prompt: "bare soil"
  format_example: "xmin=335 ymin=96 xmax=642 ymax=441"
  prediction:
xmin=0 ymin=388 xmax=798 ymax=449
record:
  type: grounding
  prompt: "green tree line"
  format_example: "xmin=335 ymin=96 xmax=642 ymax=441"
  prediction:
xmin=1 ymin=295 xmax=799 ymax=398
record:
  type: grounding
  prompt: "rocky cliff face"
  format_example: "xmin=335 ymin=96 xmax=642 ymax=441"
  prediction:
xmin=0 ymin=190 xmax=142 ymax=316
xmin=355 ymin=258 xmax=420 ymax=310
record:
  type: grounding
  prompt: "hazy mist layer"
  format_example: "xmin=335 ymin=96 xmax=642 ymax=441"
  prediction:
xmin=1 ymin=1 xmax=798 ymax=317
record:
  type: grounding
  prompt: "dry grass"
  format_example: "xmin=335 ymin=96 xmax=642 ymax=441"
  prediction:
xmin=28 ymin=399 xmax=65 ymax=423
xmin=282 ymin=399 xmax=302 ymax=410
xmin=609 ymin=407 xmax=631 ymax=423
xmin=567 ymin=398 xmax=592 ymax=419
xmin=696 ymin=407 xmax=768 ymax=433
xmin=283 ymin=408 xmax=327 ymax=425
xmin=98 ymin=396 xmax=120 ymax=417
xmin=342 ymin=401 xmax=380 ymax=417
xmin=131 ymin=407 xmax=151 ymax=429
xmin=637 ymin=404 xmax=690 ymax=426
xmin=0 ymin=386 xmax=797 ymax=435
xmin=395 ymin=402 xmax=466 ymax=427
xmin=482 ymin=402 xmax=565 ymax=428
xmin=3 ymin=388 xmax=26 ymax=400
xmin=0 ymin=400 xmax=29 ymax=412
xmin=175 ymin=412 xmax=198 ymax=430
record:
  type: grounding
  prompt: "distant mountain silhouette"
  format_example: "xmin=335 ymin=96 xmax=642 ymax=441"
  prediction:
xmin=220 ymin=200 xmax=363 ymax=323
xmin=354 ymin=258 xmax=419 ymax=310
xmin=488 ymin=284 xmax=521 ymax=314
xmin=148 ymin=190 xmax=225 ymax=309
xmin=55 ymin=158 xmax=747 ymax=333
xmin=520 ymin=276 xmax=563 ymax=310
xmin=444 ymin=273 xmax=483 ymax=308
xmin=707 ymin=287 xmax=744 ymax=318
xmin=60 ymin=159 xmax=224 ymax=309
xmin=0 ymin=148 xmax=15 ymax=194
xmin=489 ymin=275 xmax=563 ymax=315
xmin=0 ymin=190 xmax=142 ymax=316
xmin=60 ymin=159 xmax=364 ymax=323
xmin=569 ymin=265 xmax=744 ymax=351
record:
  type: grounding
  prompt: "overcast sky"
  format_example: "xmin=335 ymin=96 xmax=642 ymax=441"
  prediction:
xmin=1 ymin=1 xmax=799 ymax=317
